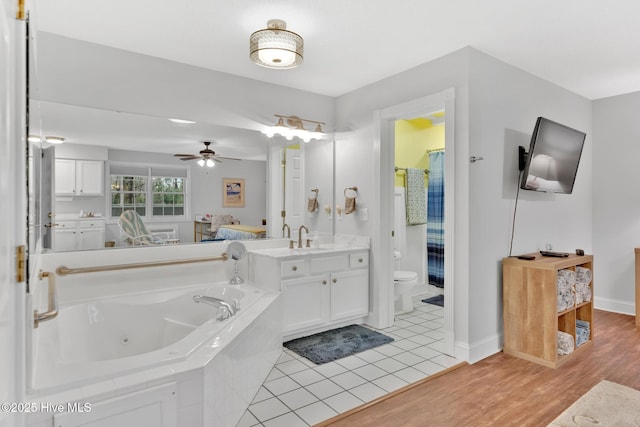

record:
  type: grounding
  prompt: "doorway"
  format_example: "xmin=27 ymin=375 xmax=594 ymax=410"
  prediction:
xmin=373 ymin=89 xmax=455 ymax=357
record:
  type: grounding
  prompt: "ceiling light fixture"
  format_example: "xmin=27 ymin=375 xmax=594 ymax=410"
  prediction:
xmin=262 ymin=115 xmax=325 ymax=142
xmin=169 ymin=118 xmax=196 ymax=124
xmin=28 ymin=135 xmax=42 ymax=143
xmin=45 ymin=136 xmax=65 ymax=144
xmin=250 ymin=19 xmax=303 ymax=69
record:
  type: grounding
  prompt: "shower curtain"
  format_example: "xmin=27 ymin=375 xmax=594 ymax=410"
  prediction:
xmin=427 ymin=151 xmax=445 ymax=288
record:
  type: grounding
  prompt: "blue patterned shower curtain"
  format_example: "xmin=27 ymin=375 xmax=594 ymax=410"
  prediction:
xmin=427 ymin=151 xmax=445 ymax=288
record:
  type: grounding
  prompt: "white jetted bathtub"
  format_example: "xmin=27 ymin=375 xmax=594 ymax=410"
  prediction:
xmin=28 ymin=281 xmax=282 ymax=427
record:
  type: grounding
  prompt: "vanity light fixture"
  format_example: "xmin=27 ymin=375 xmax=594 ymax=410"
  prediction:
xmin=250 ymin=19 xmax=303 ymax=69
xmin=262 ymin=115 xmax=325 ymax=142
xmin=45 ymin=136 xmax=65 ymax=144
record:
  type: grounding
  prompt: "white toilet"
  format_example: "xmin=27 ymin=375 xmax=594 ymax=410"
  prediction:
xmin=394 ymin=251 xmax=419 ymax=314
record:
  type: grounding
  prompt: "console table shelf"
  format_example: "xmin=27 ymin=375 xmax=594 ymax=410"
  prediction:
xmin=502 ymin=253 xmax=594 ymax=369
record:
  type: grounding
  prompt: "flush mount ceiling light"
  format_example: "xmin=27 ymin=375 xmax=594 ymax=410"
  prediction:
xmin=250 ymin=19 xmax=303 ymax=69
xmin=45 ymin=136 xmax=65 ymax=144
xmin=168 ymin=118 xmax=196 ymax=124
xmin=262 ymin=115 xmax=325 ymax=142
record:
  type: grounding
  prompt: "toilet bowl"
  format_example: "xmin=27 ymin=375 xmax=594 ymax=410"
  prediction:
xmin=394 ymin=270 xmax=418 ymax=314
xmin=393 ymin=251 xmax=418 ymax=314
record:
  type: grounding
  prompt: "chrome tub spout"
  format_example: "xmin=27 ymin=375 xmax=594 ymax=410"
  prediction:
xmin=193 ymin=295 xmax=237 ymax=320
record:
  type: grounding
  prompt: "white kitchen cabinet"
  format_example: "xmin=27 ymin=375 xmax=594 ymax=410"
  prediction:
xmin=250 ymin=247 xmax=369 ymax=340
xmin=55 ymin=159 xmax=104 ymax=196
xmin=54 ymin=219 xmax=106 ymax=251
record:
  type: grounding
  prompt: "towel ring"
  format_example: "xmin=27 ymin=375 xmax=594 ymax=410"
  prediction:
xmin=310 ymin=188 xmax=319 ymax=199
xmin=344 ymin=186 xmax=358 ymax=198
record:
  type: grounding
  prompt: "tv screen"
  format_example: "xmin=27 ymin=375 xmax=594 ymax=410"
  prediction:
xmin=520 ymin=117 xmax=586 ymax=194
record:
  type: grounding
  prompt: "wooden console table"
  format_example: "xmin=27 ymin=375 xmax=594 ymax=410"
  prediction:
xmin=635 ymin=248 xmax=640 ymax=326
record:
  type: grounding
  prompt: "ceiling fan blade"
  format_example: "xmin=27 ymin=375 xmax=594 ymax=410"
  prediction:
xmin=174 ymin=153 xmax=195 ymax=157
xmin=218 ymin=156 xmax=242 ymax=161
xmin=178 ymin=155 xmax=201 ymax=161
xmin=212 ymin=157 xmax=223 ymax=163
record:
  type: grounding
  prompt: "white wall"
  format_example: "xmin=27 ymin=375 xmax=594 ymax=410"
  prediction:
xmin=592 ymin=91 xmax=640 ymax=315
xmin=304 ymin=139 xmax=334 ymax=235
xmin=335 ymin=47 xmax=593 ymax=361
xmin=467 ymin=49 xmax=592 ymax=355
xmin=335 ymin=48 xmax=471 ymax=346
xmin=36 ymin=33 xmax=335 ymax=138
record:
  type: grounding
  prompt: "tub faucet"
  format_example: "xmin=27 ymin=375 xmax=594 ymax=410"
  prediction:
xmin=298 ymin=225 xmax=309 ymax=248
xmin=193 ymin=295 xmax=237 ymax=320
xmin=282 ymin=223 xmax=291 ymax=238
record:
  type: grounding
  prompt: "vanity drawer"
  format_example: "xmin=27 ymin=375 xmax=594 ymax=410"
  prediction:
xmin=311 ymin=255 xmax=348 ymax=274
xmin=281 ymin=259 xmax=308 ymax=278
xmin=79 ymin=220 xmax=105 ymax=229
xmin=349 ymin=253 xmax=369 ymax=268
xmin=56 ymin=221 xmax=76 ymax=229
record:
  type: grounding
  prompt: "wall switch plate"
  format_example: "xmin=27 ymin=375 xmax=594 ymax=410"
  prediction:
xmin=359 ymin=207 xmax=368 ymax=221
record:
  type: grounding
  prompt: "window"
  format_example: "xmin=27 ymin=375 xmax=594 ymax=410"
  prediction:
xmin=152 ymin=177 xmax=185 ymax=216
xmin=109 ymin=164 xmax=188 ymax=219
xmin=111 ymin=175 xmax=147 ymax=217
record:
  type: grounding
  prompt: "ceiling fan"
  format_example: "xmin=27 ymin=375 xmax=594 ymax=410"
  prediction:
xmin=173 ymin=141 xmax=240 ymax=167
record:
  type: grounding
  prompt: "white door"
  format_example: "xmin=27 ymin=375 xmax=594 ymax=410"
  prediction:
xmin=0 ymin=5 xmax=27 ymax=427
xmin=41 ymin=146 xmax=55 ymax=250
xmin=285 ymin=146 xmax=303 ymax=233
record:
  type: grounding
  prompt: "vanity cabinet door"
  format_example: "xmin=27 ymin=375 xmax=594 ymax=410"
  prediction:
xmin=54 ymin=228 xmax=77 ymax=252
xmin=282 ymin=274 xmax=330 ymax=334
xmin=330 ymin=269 xmax=369 ymax=321
xmin=78 ymin=227 xmax=105 ymax=250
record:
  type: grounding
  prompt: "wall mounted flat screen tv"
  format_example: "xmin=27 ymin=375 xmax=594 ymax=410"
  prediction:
xmin=520 ymin=117 xmax=586 ymax=194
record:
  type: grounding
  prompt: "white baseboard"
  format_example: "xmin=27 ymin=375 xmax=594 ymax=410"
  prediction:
xmin=455 ymin=333 xmax=502 ymax=364
xmin=594 ymin=296 xmax=635 ymax=316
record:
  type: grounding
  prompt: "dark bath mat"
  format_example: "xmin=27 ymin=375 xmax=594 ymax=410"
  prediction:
xmin=422 ymin=295 xmax=444 ymax=307
xmin=284 ymin=324 xmax=394 ymax=365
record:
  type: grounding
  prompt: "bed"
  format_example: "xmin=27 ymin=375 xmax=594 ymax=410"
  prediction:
xmin=215 ymin=224 xmax=267 ymax=240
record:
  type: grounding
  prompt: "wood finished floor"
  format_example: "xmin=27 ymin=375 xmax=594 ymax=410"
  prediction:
xmin=319 ymin=310 xmax=640 ymax=427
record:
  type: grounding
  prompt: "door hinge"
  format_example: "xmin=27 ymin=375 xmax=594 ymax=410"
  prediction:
xmin=16 ymin=245 xmax=26 ymax=282
xmin=16 ymin=0 xmax=26 ymax=20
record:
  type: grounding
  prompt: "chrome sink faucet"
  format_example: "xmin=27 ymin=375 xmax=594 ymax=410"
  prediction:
xmin=193 ymin=295 xmax=237 ymax=320
xmin=282 ymin=223 xmax=291 ymax=238
xmin=298 ymin=225 xmax=309 ymax=248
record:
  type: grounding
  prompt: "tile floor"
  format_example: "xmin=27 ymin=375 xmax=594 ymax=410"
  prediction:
xmin=238 ymin=293 xmax=461 ymax=426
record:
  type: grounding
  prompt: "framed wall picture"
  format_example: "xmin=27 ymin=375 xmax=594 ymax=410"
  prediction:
xmin=223 ymin=178 xmax=245 ymax=208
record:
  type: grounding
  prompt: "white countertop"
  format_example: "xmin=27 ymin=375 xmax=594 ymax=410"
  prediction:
xmin=249 ymin=243 xmax=369 ymax=259
xmin=56 ymin=213 xmax=105 ymax=221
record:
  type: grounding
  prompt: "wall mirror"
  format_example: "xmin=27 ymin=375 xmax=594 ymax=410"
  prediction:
xmin=27 ymin=30 xmax=335 ymax=254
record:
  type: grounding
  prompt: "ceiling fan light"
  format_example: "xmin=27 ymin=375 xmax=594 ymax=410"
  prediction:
xmin=206 ymin=159 xmax=215 ymax=167
xmin=197 ymin=158 xmax=205 ymax=167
